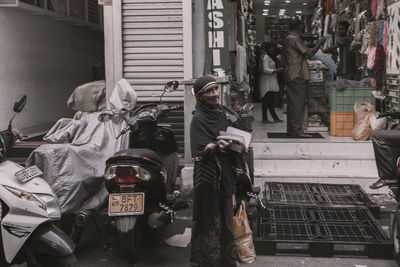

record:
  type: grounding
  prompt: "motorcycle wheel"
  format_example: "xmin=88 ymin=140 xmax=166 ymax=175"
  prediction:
xmin=120 ymin=228 xmax=140 ymax=262
xmin=392 ymin=213 xmax=400 ymax=265
xmin=27 ymin=254 xmax=79 ymax=267
xmin=161 ymin=152 xmax=180 ymax=194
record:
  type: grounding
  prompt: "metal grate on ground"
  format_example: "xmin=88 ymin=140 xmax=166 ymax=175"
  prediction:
xmin=252 ymin=205 xmax=393 ymax=258
xmin=264 ymin=182 xmax=380 ymax=218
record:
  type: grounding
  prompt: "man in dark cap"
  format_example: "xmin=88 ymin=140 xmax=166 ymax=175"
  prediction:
xmin=189 ymin=75 xmax=238 ymax=267
xmin=283 ymin=19 xmax=327 ymax=137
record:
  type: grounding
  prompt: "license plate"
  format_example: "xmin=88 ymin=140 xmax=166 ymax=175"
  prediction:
xmin=108 ymin=192 xmax=144 ymax=216
xmin=15 ymin=166 xmax=43 ymax=183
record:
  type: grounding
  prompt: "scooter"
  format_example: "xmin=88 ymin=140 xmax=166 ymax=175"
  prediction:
xmin=0 ymin=95 xmax=78 ymax=267
xmin=104 ymin=81 xmax=184 ymax=262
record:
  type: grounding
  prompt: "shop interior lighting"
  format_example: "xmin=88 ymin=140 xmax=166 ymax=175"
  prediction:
xmin=285 ymin=0 xmax=291 ymax=3
xmin=296 ymin=11 xmax=302 ymax=14
xmin=303 ymin=2 xmax=307 ymax=5
xmin=264 ymin=0 xmax=271 ymax=5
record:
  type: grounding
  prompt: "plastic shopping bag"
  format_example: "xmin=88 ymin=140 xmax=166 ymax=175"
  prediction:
xmin=352 ymin=113 xmax=372 ymax=141
xmin=233 ymin=200 xmax=256 ymax=263
xmin=369 ymin=111 xmax=387 ymax=131
xmin=354 ymin=101 xmax=375 ymax=124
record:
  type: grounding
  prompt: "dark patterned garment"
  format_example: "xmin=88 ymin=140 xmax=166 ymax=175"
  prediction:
xmin=190 ymin=102 xmax=237 ymax=266
xmin=191 ymin=155 xmax=237 ymax=267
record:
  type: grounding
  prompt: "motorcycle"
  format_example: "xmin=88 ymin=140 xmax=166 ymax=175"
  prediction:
xmin=374 ymin=111 xmax=400 ymax=265
xmin=0 ymin=95 xmax=78 ymax=267
xmin=103 ymin=81 xmax=184 ymax=262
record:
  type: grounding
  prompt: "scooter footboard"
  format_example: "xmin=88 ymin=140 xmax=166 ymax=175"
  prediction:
xmin=28 ymin=222 xmax=75 ymax=257
xmin=115 ymin=216 xmax=138 ymax=233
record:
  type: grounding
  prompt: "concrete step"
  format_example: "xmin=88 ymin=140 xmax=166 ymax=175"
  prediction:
xmin=181 ymin=166 xmax=387 ymax=195
xmin=251 ymin=141 xmax=374 ymax=160
xmin=254 ymin=159 xmax=378 ymax=178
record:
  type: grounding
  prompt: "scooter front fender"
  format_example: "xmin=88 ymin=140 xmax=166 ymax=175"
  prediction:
xmin=28 ymin=222 xmax=75 ymax=257
xmin=115 ymin=216 xmax=138 ymax=233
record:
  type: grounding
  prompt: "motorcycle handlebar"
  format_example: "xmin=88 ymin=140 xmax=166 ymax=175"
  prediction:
xmin=116 ymin=126 xmax=129 ymax=139
xmin=116 ymin=104 xmax=182 ymax=139
xmin=168 ymin=104 xmax=183 ymax=111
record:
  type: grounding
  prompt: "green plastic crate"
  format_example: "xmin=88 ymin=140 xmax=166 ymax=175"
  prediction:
xmin=330 ymin=87 xmax=375 ymax=112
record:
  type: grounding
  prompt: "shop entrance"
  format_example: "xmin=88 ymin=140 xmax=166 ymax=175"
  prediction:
xmin=246 ymin=0 xmax=378 ymax=140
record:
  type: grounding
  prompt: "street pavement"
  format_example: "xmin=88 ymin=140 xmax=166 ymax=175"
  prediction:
xmin=11 ymin=197 xmax=399 ymax=267
xmin=74 ymin=201 xmax=398 ymax=267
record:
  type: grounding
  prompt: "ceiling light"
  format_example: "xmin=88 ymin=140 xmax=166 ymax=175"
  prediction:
xmin=285 ymin=0 xmax=290 ymax=3
xmin=296 ymin=11 xmax=302 ymax=13
xmin=303 ymin=2 xmax=307 ymax=5
xmin=263 ymin=9 xmax=269 ymax=12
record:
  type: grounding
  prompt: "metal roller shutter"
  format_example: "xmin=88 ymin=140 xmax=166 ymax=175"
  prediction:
xmin=121 ymin=0 xmax=185 ymax=102
xmin=121 ymin=0 xmax=186 ymax=153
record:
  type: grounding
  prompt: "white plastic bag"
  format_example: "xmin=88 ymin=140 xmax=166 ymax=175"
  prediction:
xmin=352 ymin=113 xmax=372 ymax=141
xmin=354 ymin=101 xmax=375 ymax=124
xmin=370 ymin=112 xmax=387 ymax=131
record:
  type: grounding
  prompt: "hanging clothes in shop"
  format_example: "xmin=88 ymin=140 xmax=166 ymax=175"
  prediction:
xmin=377 ymin=20 xmax=385 ymax=48
xmin=367 ymin=46 xmax=377 ymax=69
xmin=360 ymin=23 xmax=372 ymax=55
xmin=376 ymin=0 xmax=385 ymax=19
xmin=369 ymin=21 xmax=378 ymax=47
xmin=236 ymin=44 xmax=247 ymax=84
xmin=373 ymin=46 xmax=386 ymax=91
xmin=326 ymin=0 xmax=335 ymax=15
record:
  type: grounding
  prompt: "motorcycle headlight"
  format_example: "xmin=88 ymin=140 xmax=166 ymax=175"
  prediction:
xmin=35 ymin=193 xmax=61 ymax=219
xmin=4 ymin=186 xmax=61 ymax=219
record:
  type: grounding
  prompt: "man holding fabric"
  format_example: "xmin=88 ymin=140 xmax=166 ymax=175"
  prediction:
xmin=282 ymin=19 xmax=327 ymax=137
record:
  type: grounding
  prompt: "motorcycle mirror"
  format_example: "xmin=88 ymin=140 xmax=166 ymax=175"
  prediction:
xmin=13 ymin=95 xmax=27 ymax=113
xmin=164 ymin=81 xmax=179 ymax=93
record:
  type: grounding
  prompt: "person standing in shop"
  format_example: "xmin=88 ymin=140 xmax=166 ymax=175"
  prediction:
xmin=323 ymin=21 xmax=355 ymax=80
xmin=259 ymin=42 xmax=283 ymax=123
xmin=282 ymin=19 xmax=327 ymax=137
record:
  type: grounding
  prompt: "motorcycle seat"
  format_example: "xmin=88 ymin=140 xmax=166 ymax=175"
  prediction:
xmin=107 ymin=148 xmax=162 ymax=166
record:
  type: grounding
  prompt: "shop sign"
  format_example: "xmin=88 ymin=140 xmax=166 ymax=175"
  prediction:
xmin=204 ymin=0 xmax=230 ymax=74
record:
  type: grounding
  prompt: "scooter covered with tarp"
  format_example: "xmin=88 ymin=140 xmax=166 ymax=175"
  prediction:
xmin=26 ymin=78 xmax=137 ymax=242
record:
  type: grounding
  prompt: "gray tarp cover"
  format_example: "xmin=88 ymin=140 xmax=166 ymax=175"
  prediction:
xmin=27 ymin=79 xmax=137 ymax=214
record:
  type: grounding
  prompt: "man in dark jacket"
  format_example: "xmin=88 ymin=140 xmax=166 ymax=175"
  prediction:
xmin=282 ymin=19 xmax=327 ymax=137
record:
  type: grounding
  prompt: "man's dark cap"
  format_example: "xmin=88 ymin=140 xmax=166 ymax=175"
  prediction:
xmin=192 ymin=75 xmax=218 ymax=96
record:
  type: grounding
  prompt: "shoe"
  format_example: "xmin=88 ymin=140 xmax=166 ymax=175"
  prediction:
xmin=369 ymin=178 xmax=397 ymax=189
xmin=274 ymin=118 xmax=283 ymax=122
